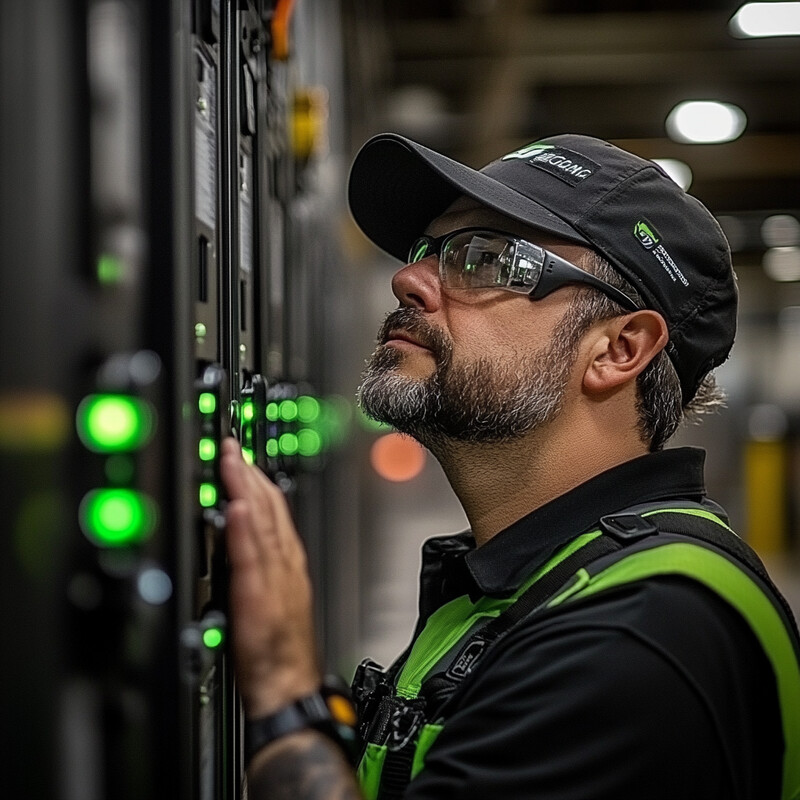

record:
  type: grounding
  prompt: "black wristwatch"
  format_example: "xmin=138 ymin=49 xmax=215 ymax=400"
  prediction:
xmin=244 ymin=678 xmax=359 ymax=767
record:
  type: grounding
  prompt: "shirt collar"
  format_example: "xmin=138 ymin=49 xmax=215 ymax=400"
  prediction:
xmin=419 ymin=447 xmax=707 ymax=608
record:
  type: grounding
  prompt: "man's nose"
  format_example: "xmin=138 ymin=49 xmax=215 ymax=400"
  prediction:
xmin=391 ymin=256 xmax=442 ymax=311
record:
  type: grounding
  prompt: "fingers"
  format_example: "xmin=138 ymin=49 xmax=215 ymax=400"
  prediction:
xmin=220 ymin=439 xmax=320 ymax=716
xmin=219 ymin=437 xmax=305 ymax=565
xmin=225 ymin=498 xmax=260 ymax=570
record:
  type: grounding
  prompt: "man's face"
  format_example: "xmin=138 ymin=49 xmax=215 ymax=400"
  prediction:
xmin=357 ymin=200 xmax=594 ymax=450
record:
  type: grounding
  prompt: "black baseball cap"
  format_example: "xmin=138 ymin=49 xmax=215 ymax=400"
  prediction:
xmin=348 ymin=132 xmax=737 ymax=403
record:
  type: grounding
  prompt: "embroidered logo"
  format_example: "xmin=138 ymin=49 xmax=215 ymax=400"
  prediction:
xmin=633 ymin=220 xmax=660 ymax=250
xmin=502 ymin=143 xmax=555 ymax=161
xmin=504 ymin=142 xmax=600 ymax=186
xmin=633 ymin=218 xmax=689 ymax=287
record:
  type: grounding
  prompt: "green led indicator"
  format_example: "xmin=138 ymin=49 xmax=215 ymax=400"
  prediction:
xmin=296 ymin=396 xmax=321 ymax=423
xmin=195 ymin=322 xmax=207 ymax=340
xmin=266 ymin=402 xmax=279 ymax=421
xmin=297 ymin=428 xmax=322 ymax=457
xmin=266 ymin=438 xmax=279 ymax=458
xmin=279 ymin=400 xmax=298 ymax=422
xmin=199 ymin=483 xmax=217 ymax=507
xmin=198 ymin=392 xmax=216 ymax=414
xmin=202 ymin=627 xmax=224 ymax=649
xmin=278 ymin=432 xmax=299 ymax=456
xmin=80 ymin=488 xmax=156 ymax=547
xmin=242 ymin=401 xmax=254 ymax=422
xmin=198 ymin=438 xmax=216 ymax=461
xmin=77 ymin=394 xmax=154 ymax=452
xmin=97 ymin=253 xmax=124 ymax=285
xmin=242 ymin=447 xmax=254 ymax=465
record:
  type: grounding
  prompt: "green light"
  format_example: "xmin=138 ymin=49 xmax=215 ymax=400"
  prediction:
xmin=80 ymin=488 xmax=156 ymax=547
xmin=198 ymin=438 xmax=216 ymax=461
xmin=97 ymin=253 xmax=124 ymax=285
xmin=297 ymin=428 xmax=322 ymax=457
xmin=266 ymin=438 xmax=279 ymax=458
xmin=199 ymin=483 xmax=217 ymax=507
xmin=279 ymin=400 xmax=298 ymax=422
xmin=195 ymin=322 xmax=207 ymax=340
xmin=242 ymin=401 xmax=254 ymax=422
xmin=242 ymin=447 xmax=254 ymax=465
xmin=76 ymin=394 xmax=154 ymax=453
xmin=266 ymin=402 xmax=279 ymax=421
xmin=296 ymin=396 xmax=321 ymax=423
xmin=198 ymin=392 xmax=216 ymax=414
xmin=278 ymin=432 xmax=299 ymax=456
xmin=202 ymin=627 xmax=224 ymax=649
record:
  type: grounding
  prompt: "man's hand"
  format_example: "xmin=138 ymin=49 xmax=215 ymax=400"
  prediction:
xmin=220 ymin=437 xmax=321 ymax=718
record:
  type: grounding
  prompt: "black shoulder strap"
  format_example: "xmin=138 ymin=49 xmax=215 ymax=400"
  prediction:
xmin=420 ymin=532 xmax=624 ymax=708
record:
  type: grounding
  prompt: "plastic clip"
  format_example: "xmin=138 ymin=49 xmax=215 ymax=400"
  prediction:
xmin=599 ymin=513 xmax=658 ymax=543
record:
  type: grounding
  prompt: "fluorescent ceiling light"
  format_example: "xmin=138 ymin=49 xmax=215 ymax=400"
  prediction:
xmin=652 ymin=159 xmax=693 ymax=190
xmin=763 ymin=247 xmax=800 ymax=281
xmin=761 ymin=214 xmax=800 ymax=247
xmin=665 ymin=101 xmax=747 ymax=144
xmin=730 ymin=2 xmax=800 ymax=37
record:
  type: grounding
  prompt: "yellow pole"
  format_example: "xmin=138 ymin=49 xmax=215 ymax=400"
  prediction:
xmin=744 ymin=439 xmax=788 ymax=556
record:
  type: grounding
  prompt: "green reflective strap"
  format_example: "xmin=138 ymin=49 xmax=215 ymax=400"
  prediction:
xmin=411 ymin=724 xmax=444 ymax=780
xmin=641 ymin=505 xmax=735 ymax=532
xmin=395 ymin=530 xmax=602 ymax=698
xmin=357 ymin=743 xmax=387 ymax=800
xmin=552 ymin=541 xmax=800 ymax=800
xmin=356 ymin=726 xmax=444 ymax=796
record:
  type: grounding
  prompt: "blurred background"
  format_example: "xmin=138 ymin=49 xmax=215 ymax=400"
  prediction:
xmin=337 ymin=0 xmax=800 ymax=666
xmin=1 ymin=1 xmax=798 ymax=795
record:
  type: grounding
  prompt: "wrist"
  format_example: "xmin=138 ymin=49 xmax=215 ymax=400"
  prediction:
xmin=242 ymin=672 xmax=321 ymax=718
xmin=244 ymin=677 xmax=359 ymax=767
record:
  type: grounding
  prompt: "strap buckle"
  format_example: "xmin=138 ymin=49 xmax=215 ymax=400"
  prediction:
xmin=599 ymin=513 xmax=658 ymax=543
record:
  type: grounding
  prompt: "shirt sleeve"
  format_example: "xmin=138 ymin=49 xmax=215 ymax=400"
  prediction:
xmin=404 ymin=577 xmax=782 ymax=800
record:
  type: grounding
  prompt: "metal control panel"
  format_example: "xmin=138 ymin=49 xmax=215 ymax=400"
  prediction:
xmin=1 ymin=1 xmax=345 ymax=798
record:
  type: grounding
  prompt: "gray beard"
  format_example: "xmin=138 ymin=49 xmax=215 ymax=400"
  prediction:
xmin=357 ymin=307 xmax=581 ymax=451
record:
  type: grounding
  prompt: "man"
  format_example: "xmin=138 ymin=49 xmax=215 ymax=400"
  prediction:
xmin=221 ymin=133 xmax=800 ymax=799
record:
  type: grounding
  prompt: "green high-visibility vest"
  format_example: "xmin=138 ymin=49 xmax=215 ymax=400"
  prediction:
xmin=356 ymin=507 xmax=800 ymax=800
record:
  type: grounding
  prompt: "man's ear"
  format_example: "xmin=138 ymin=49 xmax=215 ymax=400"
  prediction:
xmin=582 ymin=311 xmax=669 ymax=395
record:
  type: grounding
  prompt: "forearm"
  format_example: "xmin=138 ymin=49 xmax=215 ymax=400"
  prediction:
xmin=247 ymin=729 xmax=362 ymax=800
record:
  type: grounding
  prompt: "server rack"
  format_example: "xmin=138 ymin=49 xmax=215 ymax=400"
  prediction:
xmin=1 ymin=1 xmax=344 ymax=797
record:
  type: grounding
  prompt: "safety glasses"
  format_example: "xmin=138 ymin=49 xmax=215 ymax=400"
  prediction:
xmin=408 ymin=227 xmax=639 ymax=311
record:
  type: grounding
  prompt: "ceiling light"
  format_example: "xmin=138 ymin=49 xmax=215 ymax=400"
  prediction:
xmin=761 ymin=214 xmax=800 ymax=247
xmin=730 ymin=2 xmax=800 ymax=37
xmin=652 ymin=159 xmax=693 ymax=190
xmin=763 ymin=247 xmax=800 ymax=281
xmin=666 ymin=101 xmax=747 ymax=144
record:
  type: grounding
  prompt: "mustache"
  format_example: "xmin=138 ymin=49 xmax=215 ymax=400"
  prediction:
xmin=377 ymin=308 xmax=450 ymax=359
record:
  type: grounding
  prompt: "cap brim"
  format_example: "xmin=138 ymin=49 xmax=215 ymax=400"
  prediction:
xmin=348 ymin=133 xmax=590 ymax=261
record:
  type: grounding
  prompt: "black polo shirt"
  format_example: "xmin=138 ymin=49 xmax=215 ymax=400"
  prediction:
xmin=403 ymin=447 xmax=784 ymax=799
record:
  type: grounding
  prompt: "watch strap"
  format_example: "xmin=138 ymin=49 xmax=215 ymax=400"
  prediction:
xmin=245 ymin=685 xmax=358 ymax=766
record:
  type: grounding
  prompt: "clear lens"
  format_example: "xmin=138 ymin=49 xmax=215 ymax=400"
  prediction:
xmin=441 ymin=232 xmax=515 ymax=288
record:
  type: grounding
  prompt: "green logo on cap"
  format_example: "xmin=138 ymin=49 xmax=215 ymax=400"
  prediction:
xmin=634 ymin=220 xmax=660 ymax=250
xmin=502 ymin=142 xmax=555 ymax=161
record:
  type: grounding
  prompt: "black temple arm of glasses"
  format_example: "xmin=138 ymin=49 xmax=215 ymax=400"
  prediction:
xmin=532 ymin=252 xmax=639 ymax=312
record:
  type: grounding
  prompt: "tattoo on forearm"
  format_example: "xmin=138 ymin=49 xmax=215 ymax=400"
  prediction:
xmin=247 ymin=730 xmax=362 ymax=800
